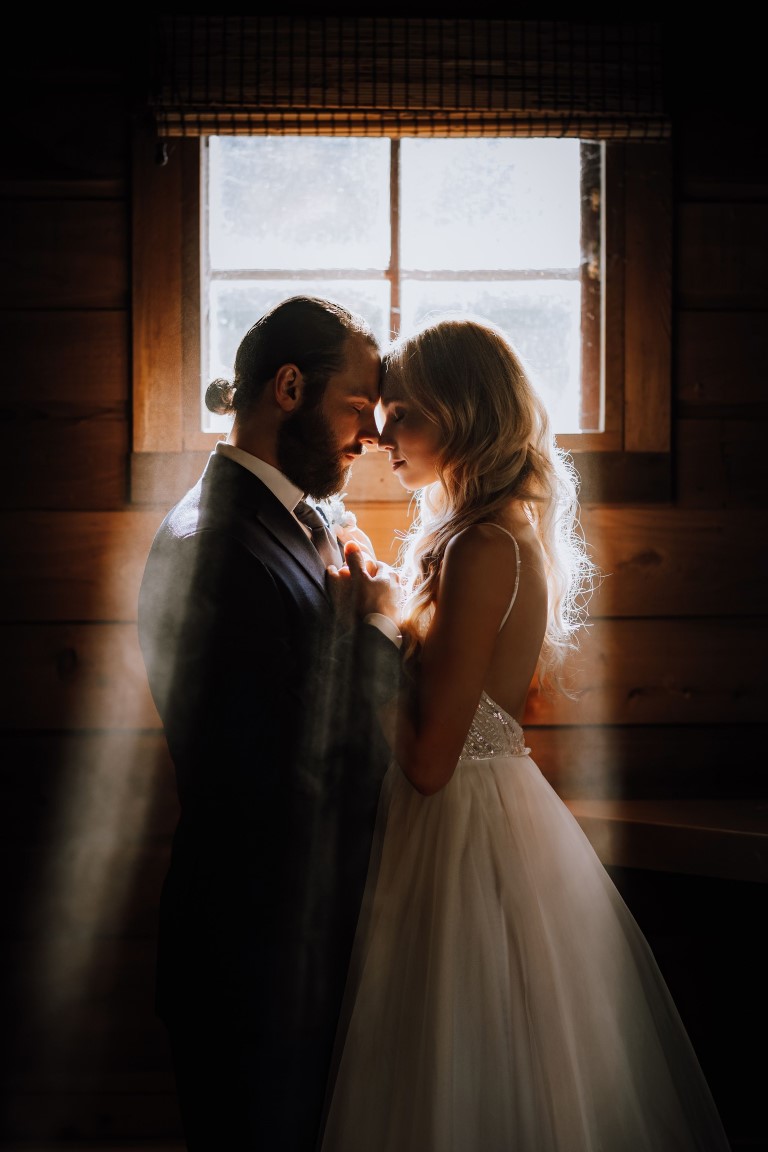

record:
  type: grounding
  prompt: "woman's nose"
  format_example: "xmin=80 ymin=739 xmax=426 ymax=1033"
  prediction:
xmin=377 ymin=421 xmax=395 ymax=450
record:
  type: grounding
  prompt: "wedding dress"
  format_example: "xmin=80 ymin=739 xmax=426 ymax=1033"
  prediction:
xmin=319 ymin=533 xmax=731 ymax=1152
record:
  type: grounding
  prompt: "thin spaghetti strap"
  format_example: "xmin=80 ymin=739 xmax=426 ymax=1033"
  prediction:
xmin=450 ymin=522 xmax=521 ymax=630
xmin=483 ymin=524 xmax=520 ymax=631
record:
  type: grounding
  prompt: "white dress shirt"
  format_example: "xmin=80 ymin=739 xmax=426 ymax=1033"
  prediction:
xmin=214 ymin=442 xmax=402 ymax=648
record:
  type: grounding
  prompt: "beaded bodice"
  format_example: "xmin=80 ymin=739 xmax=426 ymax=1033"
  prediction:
xmin=460 ymin=691 xmax=530 ymax=760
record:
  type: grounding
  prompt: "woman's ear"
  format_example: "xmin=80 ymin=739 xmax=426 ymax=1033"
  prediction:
xmin=274 ymin=363 xmax=304 ymax=411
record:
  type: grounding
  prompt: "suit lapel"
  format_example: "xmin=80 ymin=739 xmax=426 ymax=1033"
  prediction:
xmin=256 ymin=489 xmax=330 ymax=588
xmin=204 ymin=453 xmax=330 ymax=590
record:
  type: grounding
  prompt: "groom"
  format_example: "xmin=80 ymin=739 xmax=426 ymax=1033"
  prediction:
xmin=138 ymin=296 xmax=402 ymax=1150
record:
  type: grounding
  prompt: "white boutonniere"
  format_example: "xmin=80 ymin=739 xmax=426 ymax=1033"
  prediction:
xmin=314 ymin=492 xmax=357 ymax=537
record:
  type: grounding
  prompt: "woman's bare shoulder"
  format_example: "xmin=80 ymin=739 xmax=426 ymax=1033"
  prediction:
xmin=441 ymin=523 xmax=522 ymax=606
xmin=445 ymin=519 xmax=545 ymax=589
xmin=445 ymin=520 xmax=522 ymax=558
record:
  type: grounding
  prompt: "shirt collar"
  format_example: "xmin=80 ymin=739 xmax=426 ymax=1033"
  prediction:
xmin=214 ymin=441 xmax=303 ymax=515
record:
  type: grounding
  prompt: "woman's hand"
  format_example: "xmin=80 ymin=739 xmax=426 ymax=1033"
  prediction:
xmin=327 ymin=540 xmax=400 ymax=624
xmin=335 ymin=520 xmax=377 ymax=561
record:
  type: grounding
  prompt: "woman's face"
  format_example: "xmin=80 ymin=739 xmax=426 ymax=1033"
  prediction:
xmin=377 ymin=376 xmax=443 ymax=491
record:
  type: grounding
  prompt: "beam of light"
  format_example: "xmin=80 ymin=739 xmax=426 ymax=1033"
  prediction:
xmin=16 ymin=510 xmax=172 ymax=1128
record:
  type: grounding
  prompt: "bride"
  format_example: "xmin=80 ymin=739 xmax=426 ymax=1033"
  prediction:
xmin=320 ymin=315 xmax=731 ymax=1151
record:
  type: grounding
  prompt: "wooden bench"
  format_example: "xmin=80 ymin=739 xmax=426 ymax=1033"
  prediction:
xmin=565 ymin=798 xmax=768 ymax=884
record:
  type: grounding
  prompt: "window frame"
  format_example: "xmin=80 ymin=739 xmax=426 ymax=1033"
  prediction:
xmin=202 ymin=135 xmax=599 ymax=440
xmin=130 ymin=129 xmax=672 ymax=506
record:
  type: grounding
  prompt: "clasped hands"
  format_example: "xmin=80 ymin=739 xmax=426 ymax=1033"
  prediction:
xmin=326 ymin=539 xmax=400 ymax=626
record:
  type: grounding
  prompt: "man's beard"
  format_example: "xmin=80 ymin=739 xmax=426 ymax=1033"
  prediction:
xmin=277 ymin=399 xmax=356 ymax=500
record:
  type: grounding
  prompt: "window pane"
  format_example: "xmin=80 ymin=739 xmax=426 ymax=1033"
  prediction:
xmin=400 ymin=139 xmax=581 ymax=270
xmin=207 ymin=138 xmax=391 ymax=270
xmin=201 ymin=135 xmax=594 ymax=437
xmin=204 ymin=279 xmax=391 ymax=433
xmin=400 ymin=281 xmax=582 ymax=433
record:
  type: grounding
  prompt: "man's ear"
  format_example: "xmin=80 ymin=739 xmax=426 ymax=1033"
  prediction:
xmin=274 ymin=364 xmax=304 ymax=411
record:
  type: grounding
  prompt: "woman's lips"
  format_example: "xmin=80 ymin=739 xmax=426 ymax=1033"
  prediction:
xmin=391 ymin=459 xmax=404 ymax=470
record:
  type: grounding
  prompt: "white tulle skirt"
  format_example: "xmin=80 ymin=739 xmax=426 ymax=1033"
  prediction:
xmin=319 ymin=753 xmax=731 ymax=1152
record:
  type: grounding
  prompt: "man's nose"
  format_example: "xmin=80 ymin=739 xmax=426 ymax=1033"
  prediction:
xmin=358 ymin=413 xmax=380 ymax=444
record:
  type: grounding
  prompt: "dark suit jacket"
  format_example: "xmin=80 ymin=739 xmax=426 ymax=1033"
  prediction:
xmin=138 ymin=451 xmax=401 ymax=1145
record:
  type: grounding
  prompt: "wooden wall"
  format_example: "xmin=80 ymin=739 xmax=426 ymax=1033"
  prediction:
xmin=1 ymin=19 xmax=765 ymax=1150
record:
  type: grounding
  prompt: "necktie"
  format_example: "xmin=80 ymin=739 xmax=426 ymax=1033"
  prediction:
xmin=294 ymin=500 xmax=343 ymax=568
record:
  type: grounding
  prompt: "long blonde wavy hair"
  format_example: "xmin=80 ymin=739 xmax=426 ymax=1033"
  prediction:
xmin=384 ymin=315 xmax=599 ymax=694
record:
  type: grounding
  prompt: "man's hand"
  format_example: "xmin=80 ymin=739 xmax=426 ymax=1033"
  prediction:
xmin=327 ymin=540 xmax=400 ymax=624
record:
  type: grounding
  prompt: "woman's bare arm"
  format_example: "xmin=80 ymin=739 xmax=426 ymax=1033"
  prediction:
xmin=340 ymin=526 xmax=521 ymax=795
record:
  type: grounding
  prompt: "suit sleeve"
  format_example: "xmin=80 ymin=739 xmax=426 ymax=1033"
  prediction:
xmin=293 ymin=613 xmax=404 ymax=964
xmin=140 ymin=526 xmax=302 ymax=819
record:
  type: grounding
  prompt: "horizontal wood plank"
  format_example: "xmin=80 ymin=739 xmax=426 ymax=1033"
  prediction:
xmin=0 ymin=617 xmax=764 ymax=731
xmin=0 ymin=511 xmax=164 ymax=622
xmin=0 ymin=834 xmax=170 ymax=939
xmin=3 ymin=936 xmax=164 ymax=1027
xmin=528 ymin=724 xmax=767 ymax=800
xmin=0 ymin=852 xmax=169 ymax=944
xmin=0 ymin=310 xmax=129 ymax=407
xmin=676 ymin=311 xmax=768 ymax=410
xmin=0 ymin=201 xmax=128 ymax=310
xmin=525 ymin=616 xmax=768 ymax=726
xmin=677 ymin=202 xmax=768 ymax=309
xmin=673 ymin=78 xmax=768 ymax=201
xmin=0 ymin=506 xmax=412 ymax=622
xmin=0 ymin=178 xmax=127 ymax=199
xmin=129 ymin=450 xmax=210 ymax=506
xmin=581 ymin=506 xmax=768 ymax=617
xmin=0 ymin=732 xmax=176 ymax=844
xmin=0 ymin=1092 xmax=182 ymax=1145
xmin=1 ymin=66 xmax=131 ymax=186
xmin=129 ymin=449 xmax=412 ymax=507
xmin=675 ymin=418 xmax=768 ymax=508
xmin=0 ymin=418 xmax=129 ymax=510
xmin=2 ymin=727 xmax=763 ymax=815
xmin=0 ymin=623 xmax=159 ymax=729
xmin=130 ymin=447 xmax=676 ymax=509
xmin=4 ymin=507 xmax=767 ymax=623
xmin=566 ymin=798 xmax=768 ymax=883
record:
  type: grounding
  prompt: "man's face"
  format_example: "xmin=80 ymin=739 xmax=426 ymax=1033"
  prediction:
xmin=277 ymin=335 xmax=381 ymax=500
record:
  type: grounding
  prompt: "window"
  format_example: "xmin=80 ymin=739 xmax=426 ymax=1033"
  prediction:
xmin=131 ymin=132 xmax=671 ymax=506
xmin=202 ymin=136 xmax=596 ymax=439
xmin=132 ymin=17 xmax=671 ymax=507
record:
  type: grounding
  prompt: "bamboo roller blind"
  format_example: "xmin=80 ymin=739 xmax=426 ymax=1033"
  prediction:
xmin=148 ymin=17 xmax=670 ymax=140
